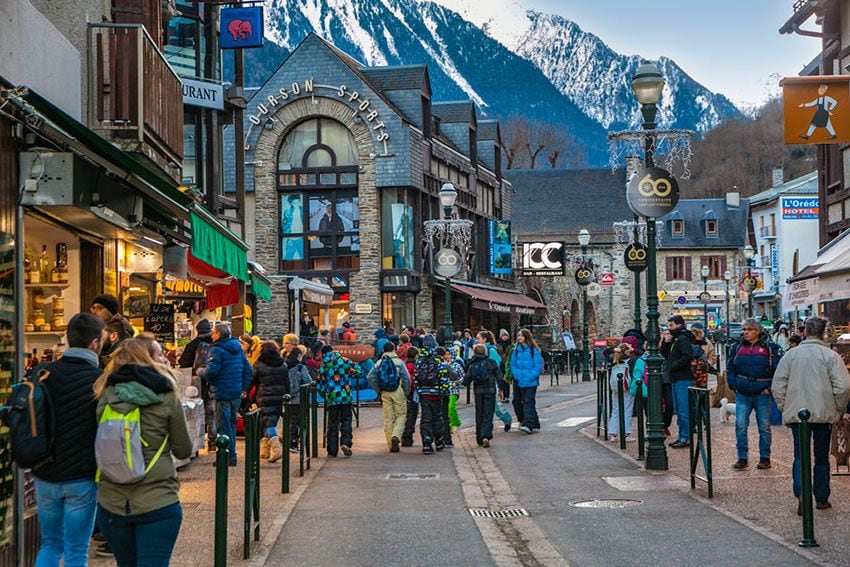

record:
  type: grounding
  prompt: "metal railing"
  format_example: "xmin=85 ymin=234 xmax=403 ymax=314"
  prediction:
xmin=87 ymin=23 xmax=183 ymax=177
xmin=688 ymin=387 xmax=714 ymax=498
xmin=242 ymin=411 xmax=261 ymax=559
xmin=759 ymin=225 xmax=777 ymax=238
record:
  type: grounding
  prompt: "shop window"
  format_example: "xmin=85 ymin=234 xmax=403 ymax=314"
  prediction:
xmin=382 ymin=292 xmax=416 ymax=330
xmin=382 ymin=189 xmax=415 ymax=270
xmin=277 ymin=118 xmax=359 ymax=274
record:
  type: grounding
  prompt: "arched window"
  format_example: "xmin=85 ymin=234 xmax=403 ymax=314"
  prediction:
xmin=277 ymin=118 xmax=359 ymax=285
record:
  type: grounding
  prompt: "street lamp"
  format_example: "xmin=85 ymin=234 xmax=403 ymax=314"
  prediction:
xmin=631 ymin=61 xmax=668 ymax=471
xmin=439 ymin=182 xmax=458 ymax=345
xmin=744 ymin=244 xmax=755 ymax=318
xmin=724 ymin=269 xmax=732 ymax=331
xmin=701 ymin=265 xmax=710 ymax=329
xmin=578 ymin=229 xmax=591 ymax=382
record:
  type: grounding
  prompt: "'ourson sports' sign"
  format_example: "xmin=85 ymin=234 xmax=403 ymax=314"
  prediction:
xmin=782 ymin=197 xmax=818 ymax=220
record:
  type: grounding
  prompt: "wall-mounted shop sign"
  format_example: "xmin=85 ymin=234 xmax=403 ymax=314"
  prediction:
xmin=353 ymin=303 xmax=373 ymax=314
xmin=521 ymin=241 xmax=564 ymax=276
xmin=781 ymin=75 xmax=850 ymax=145
xmin=182 ymin=78 xmax=224 ymax=110
xmin=246 ymin=79 xmax=391 ymax=154
xmin=220 ymin=6 xmax=264 ymax=49
xmin=782 ymin=197 xmax=819 ymax=220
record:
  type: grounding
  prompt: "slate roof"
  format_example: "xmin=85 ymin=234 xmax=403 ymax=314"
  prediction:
xmin=749 ymin=171 xmax=818 ymax=207
xmin=477 ymin=120 xmax=499 ymax=141
xmin=658 ymin=198 xmax=750 ymax=249
xmin=360 ymin=65 xmax=430 ymax=94
xmin=505 ymin=169 xmax=630 ymax=241
xmin=432 ymin=100 xmax=476 ymax=125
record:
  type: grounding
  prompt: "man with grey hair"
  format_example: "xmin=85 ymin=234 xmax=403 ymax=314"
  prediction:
xmin=198 ymin=323 xmax=252 ymax=465
xmin=727 ymin=318 xmax=782 ymax=470
xmin=773 ymin=317 xmax=849 ymax=513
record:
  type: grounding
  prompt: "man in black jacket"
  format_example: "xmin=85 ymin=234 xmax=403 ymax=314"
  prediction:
xmin=666 ymin=315 xmax=694 ymax=448
xmin=33 ymin=313 xmax=105 ymax=566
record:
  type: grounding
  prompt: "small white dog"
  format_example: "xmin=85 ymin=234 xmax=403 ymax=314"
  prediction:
xmin=720 ymin=398 xmax=736 ymax=423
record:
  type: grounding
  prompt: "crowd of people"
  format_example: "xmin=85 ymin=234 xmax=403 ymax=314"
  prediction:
xmin=604 ymin=314 xmax=850 ymax=515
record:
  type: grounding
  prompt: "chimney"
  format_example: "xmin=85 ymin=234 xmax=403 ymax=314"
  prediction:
xmin=625 ymin=155 xmax=644 ymax=181
xmin=726 ymin=189 xmax=740 ymax=209
xmin=772 ymin=168 xmax=784 ymax=187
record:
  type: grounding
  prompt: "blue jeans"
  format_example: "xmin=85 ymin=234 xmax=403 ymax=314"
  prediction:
xmin=608 ymin=392 xmax=635 ymax=436
xmin=34 ymin=478 xmax=98 ymax=567
xmin=97 ymin=502 xmax=182 ymax=567
xmin=735 ymin=392 xmax=772 ymax=461
xmin=790 ymin=423 xmax=832 ymax=504
xmin=671 ymin=380 xmax=693 ymax=442
xmin=215 ymin=398 xmax=241 ymax=462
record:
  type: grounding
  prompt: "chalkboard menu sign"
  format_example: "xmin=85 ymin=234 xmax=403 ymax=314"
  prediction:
xmin=144 ymin=303 xmax=175 ymax=344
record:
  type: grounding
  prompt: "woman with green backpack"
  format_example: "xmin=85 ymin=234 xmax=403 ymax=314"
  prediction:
xmin=93 ymin=337 xmax=193 ymax=566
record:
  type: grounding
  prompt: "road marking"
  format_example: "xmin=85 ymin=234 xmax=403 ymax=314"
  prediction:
xmin=556 ymin=417 xmax=595 ymax=428
xmin=602 ymin=475 xmax=689 ymax=491
xmin=453 ymin=433 xmax=569 ymax=566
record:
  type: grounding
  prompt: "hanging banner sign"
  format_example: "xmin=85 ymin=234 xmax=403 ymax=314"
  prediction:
xmin=782 ymin=197 xmax=819 ymax=219
xmin=781 ymin=75 xmax=850 ymax=145
xmin=220 ymin=6 xmax=264 ymax=49
xmin=521 ymin=241 xmax=564 ymax=276
xmin=489 ymin=220 xmax=513 ymax=275
xmin=624 ymin=242 xmax=648 ymax=272
xmin=182 ymin=78 xmax=224 ymax=111
xmin=626 ymin=167 xmax=680 ymax=218
xmin=575 ymin=267 xmax=593 ymax=286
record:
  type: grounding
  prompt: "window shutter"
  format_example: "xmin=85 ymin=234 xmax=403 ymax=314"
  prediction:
xmin=720 ymin=256 xmax=727 ymax=276
xmin=666 ymin=256 xmax=673 ymax=280
xmin=685 ymin=257 xmax=693 ymax=281
xmin=699 ymin=256 xmax=707 ymax=275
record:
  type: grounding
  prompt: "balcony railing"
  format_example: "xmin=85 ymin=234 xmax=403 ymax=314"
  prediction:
xmin=760 ymin=255 xmax=772 ymax=267
xmin=88 ymin=23 xmax=183 ymax=181
xmin=759 ymin=225 xmax=777 ymax=238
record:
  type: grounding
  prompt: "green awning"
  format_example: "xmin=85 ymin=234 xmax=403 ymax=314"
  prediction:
xmin=190 ymin=210 xmax=249 ymax=281
xmin=251 ymin=272 xmax=272 ymax=302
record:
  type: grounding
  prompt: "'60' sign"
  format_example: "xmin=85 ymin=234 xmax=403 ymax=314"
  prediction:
xmin=575 ymin=266 xmax=593 ymax=286
xmin=434 ymin=248 xmax=462 ymax=278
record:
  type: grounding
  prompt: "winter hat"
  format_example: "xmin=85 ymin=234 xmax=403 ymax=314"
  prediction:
xmin=374 ymin=328 xmax=386 ymax=338
xmin=620 ymin=336 xmax=639 ymax=351
xmin=499 ymin=328 xmax=510 ymax=338
xmin=422 ymin=334 xmax=437 ymax=349
xmin=92 ymin=294 xmax=120 ymax=316
xmin=196 ymin=319 xmax=212 ymax=335
xmin=342 ymin=322 xmax=351 ymax=328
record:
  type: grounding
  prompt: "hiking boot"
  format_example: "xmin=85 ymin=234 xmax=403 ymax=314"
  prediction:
xmin=816 ymin=501 xmax=832 ymax=510
xmin=733 ymin=459 xmax=749 ymax=470
xmin=435 ymin=442 xmax=445 ymax=451
xmin=504 ymin=422 xmax=511 ymax=432
xmin=96 ymin=543 xmax=114 ymax=558
xmin=401 ymin=439 xmax=413 ymax=447
xmin=519 ymin=425 xmax=533 ymax=434
xmin=341 ymin=444 xmax=352 ymax=457
xmin=756 ymin=458 xmax=771 ymax=470
xmin=390 ymin=437 xmax=400 ymax=453
xmin=422 ymin=444 xmax=434 ymax=454
xmin=482 ymin=438 xmax=490 ymax=448
xmin=228 ymin=459 xmax=238 ymax=467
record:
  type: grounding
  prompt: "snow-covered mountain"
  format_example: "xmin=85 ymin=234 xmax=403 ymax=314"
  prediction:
xmin=240 ymin=0 xmax=744 ymax=165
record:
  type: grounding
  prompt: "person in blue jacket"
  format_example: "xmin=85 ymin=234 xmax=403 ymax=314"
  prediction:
xmin=198 ymin=323 xmax=252 ymax=465
xmin=510 ymin=328 xmax=544 ymax=434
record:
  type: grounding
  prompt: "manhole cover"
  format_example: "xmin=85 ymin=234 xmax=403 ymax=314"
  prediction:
xmin=570 ymin=499 xmax=642 ymax=509
xmin=469 ymin=508 xmax=529 ymax=518
xmin=386 ymin=473 xmax=440 ymax=480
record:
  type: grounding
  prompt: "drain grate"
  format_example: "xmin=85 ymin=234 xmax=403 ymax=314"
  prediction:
xmin=570 ymin=499 xmax=642 ymax=509
xmin=386 ymin=473 xmax=440 ymax=480
xmin=469 ymin=508 xmax=529 ymax=519
xmin=182 ymin=502 xmax=204 ymax=511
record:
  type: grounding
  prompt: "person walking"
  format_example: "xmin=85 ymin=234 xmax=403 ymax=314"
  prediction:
xmin=441 ymin=346 xmax=465 ymax=446
xmin=510 ymin=329 xmax=544 ymax=434
xmin=93 ymin=338 xmax=193 ymax=567
xmin=727 ymin=318 xmax=782 ymax=470
xmin=497 ymin=329 xmax=513 ymax=402
xmin=665 ymin=315 xmax=694 ymax=448
xmin=178 ymin=319 xmax=215 ymax=452
xmin=477 ymin=330 xmax=513 ymax=431
xmin=772 ymin=317 xmax=849 ymax=513
xmin=608 ymin=343 xmax=636 ymax=441
xmin=30 ymin=313 xmax=104 ymax=566
xmin=286 ymin=346 xmax=312 ymax=453
xmin=252 ymin=341 xmax=289 ymax=463
xmin=773 ymin=325 xmax=791 ymax=351
xmin=415 ymin=335 xmax=452 ymax=453
xmin=316 ymin=344 xmax=361 ymax=457
xmin=197 ymin=323 xmax=252 ymax=466
xmin=401 ymin=346 xmax=420 ymax=447
xmin=367 ymin=342 xmax=411 ymax=452
xmin=464 ymin=344 xmax=500 ymax=447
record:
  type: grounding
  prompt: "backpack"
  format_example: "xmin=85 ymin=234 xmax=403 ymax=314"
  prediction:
xmin=415 ymin=355 xmax=441 ymax=390
xmin=376 ymin=357 xmax=401 ymax=392
xmin=2 ymin=369 xmax=53 ymax=470
xmin=95 ymin=404 xmax=168 ymax=484
xmin=691 ymin=345 xmax=709 ymax=388
xmin=472 ymin=359 xmax=495 ymax=387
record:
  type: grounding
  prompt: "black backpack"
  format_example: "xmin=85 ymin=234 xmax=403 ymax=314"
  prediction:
xmin=2 ymin=369 xmax=53 ymax=470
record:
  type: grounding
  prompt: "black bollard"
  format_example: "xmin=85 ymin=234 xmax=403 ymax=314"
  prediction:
xmin=617 ymin=372 xmax=626 ymax=450
xmin=311 ymin=385 xmax=319 ymax=459
xmin=797 ymin=408 xmax=819 ymax=548
xmin=596 ymin=367 xmax=604 ymax=437
xmin=214 ymin=435 xmax=230 ymax=567
xmin=636 ymin=384 xmax=645 ymax=460
xmin=282 ymin=394 xmax=291 ymax=494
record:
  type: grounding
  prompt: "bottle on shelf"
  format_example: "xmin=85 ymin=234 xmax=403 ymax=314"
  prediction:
xmin=38 ymin=245 xmax=51 ymax=284
xmin=50 ymin=261 xmax=60 ymax=284
xmin=24 ymin=246 xmax=34 ymax=285
xmin=28 ymin=246 xmax=40 ymax=284
xmin=56 ymin=243 xmax=68 ymax=285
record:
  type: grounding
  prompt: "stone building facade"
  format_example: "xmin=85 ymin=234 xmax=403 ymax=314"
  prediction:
xmin=235 ymin=34 xmax=520 ymax=340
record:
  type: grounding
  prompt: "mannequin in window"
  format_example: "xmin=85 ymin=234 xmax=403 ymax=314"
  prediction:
xmin=319 ymin=204 xmax=345 ymax=248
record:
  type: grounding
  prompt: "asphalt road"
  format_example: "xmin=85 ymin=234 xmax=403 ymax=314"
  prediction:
xmin=264 ymin=379 xmax=816 ymax=566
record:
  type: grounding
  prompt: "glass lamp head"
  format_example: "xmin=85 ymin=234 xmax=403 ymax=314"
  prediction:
xmin=631 ymin=62 xmax=665 ymax=105
xmin=577 ymin=229 xmax=591 ymax=247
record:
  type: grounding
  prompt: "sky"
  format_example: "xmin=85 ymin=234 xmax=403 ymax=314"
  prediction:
xmin=434 ymin=0 xmax=822 ymax=109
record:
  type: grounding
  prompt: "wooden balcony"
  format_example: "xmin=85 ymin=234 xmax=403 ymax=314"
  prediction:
xmin=88 ymin=23 xmax=183 ymax=181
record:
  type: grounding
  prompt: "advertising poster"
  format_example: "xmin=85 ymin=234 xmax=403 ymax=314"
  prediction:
xmin=489 ymin=220 xmax=512 ymax=275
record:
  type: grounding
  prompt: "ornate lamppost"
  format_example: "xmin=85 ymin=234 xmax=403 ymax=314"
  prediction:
xmin=438 ymin=182 xmax=458 ymax=344
xmin=701 ymin=265 xmax=710 ymax=329
xmin=724 ymin=269 xmax=732 ymax=330
xmin=578 ymin=229 xmax=592 ymax=382
xmin=744 ymin=244 xmax=756 ymax=318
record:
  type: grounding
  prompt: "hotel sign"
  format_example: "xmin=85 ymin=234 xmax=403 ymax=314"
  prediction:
xmin=782 ymin=197 xmax=818 ymax=220
xmin=182 ymin=78 xmax=224 ymax=110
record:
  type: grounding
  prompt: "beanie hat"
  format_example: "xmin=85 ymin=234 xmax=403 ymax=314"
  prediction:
xmin=92 ymin=294 xmax=120 ymax=316
xmin=422 ymin=334 xmax=437 ymax=349
xmin=196 ymin=319 xmax=212 ymax=335
xmin=620 ymin=336 xmax=639 ymax=351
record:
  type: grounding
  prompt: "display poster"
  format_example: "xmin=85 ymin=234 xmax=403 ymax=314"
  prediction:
xmin=489 ymin=220 xmax=512 ymax=275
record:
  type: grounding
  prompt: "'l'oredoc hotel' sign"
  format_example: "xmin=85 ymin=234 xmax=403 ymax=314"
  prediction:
xmin=245 ymin=79 xmax=391 ymax=154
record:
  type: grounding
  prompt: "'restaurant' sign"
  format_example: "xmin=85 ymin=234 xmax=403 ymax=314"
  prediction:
xmin=182 ymin=78 xmax=224 ymax=110
xmin=521 ymin=241 xmax=565 ymax=276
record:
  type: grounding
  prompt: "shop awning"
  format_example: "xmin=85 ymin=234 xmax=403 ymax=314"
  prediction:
xmin=449 ymin=281 xmax=547 ymax=316
xmin=187 ymin=252 xmax=238 ymax=309
xmin=289 ymin=277 xmax=333 ymax=305
xmin=190 ymin=210 xmax=249 ymax=281
xmin=788 ymin=230 xmax=850 ymax=303
xmin=251 ymin=272 xmax=272 ymax=302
